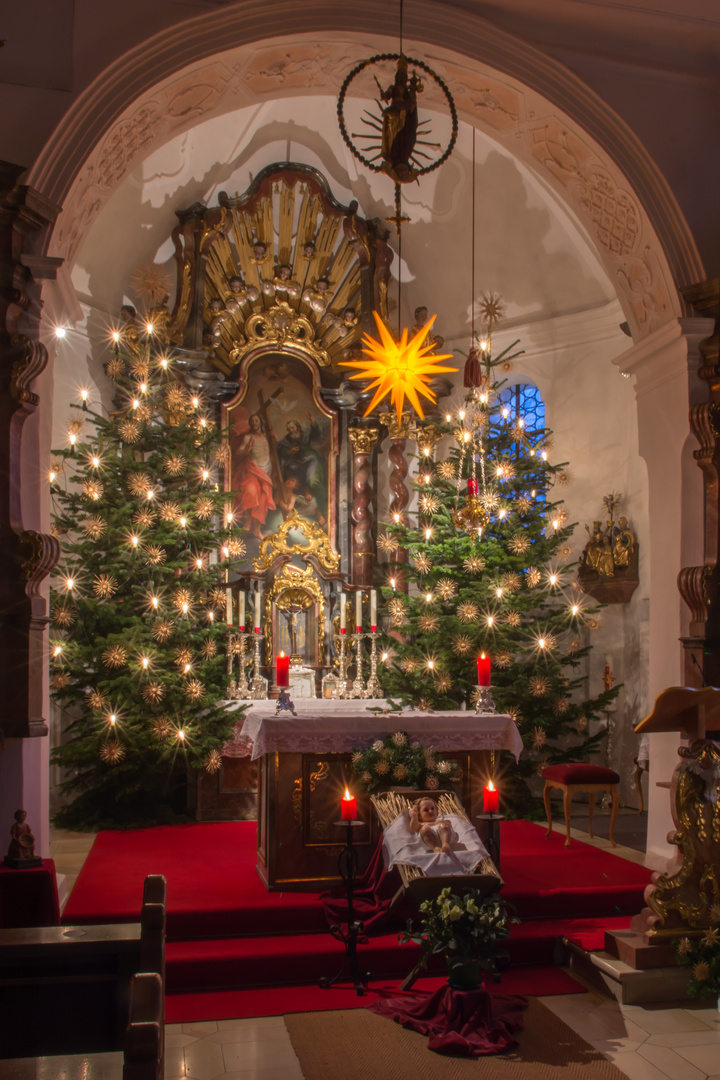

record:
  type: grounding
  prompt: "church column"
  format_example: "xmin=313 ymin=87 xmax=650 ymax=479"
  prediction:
xmin=348 ymin=424 xmax=380 ymax=588
xmin=379 ymin=410 xmax=412 ymax=587
xmin=615 ymin=315 xmax=713 ymax=870
xmin=677 ymin=281 xmax=720 ymax=684
xmin=0 ymin=163 xmax=61 ymax=855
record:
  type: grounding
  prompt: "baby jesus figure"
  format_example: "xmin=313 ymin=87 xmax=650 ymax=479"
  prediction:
xmin=409 ymin=796 xmax=456 ymax=854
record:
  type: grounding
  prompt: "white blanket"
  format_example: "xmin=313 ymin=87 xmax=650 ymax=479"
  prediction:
xmin=382 ymin=811 xmax=490 ymax=878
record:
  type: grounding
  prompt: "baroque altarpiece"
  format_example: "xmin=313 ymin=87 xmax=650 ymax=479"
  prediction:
xmin=166 ymin=163 xmax=452 ymax=822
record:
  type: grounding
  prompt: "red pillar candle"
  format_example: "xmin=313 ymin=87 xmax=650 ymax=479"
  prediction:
xmin=276 ymin=651 xmax=290 ymax=688
xmin=483 ymin=780 xmax=499 ymax=813
xmin=341 ymin=788 xmax=357 ymax=821
xmin=477 ymin=652 xmax=491 ymax=686
xmin=467 ymin=478 xmax=478 ymax=497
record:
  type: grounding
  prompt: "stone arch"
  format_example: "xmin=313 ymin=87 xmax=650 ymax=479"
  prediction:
xmin=26 ymin=0 xmax=702 ymax=343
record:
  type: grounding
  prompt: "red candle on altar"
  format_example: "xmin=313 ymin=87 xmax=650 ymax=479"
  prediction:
xmin=276 ymin=651 xmax=290 ymax=687
xmin=467 ymin=477 xmax=478 ymax=497
xmin=477 ymin=652 xmax=491 ymax=687
xmin=483 ymin=780 xmax=499 ymax=813
xmin=341 ymin=788 xmax=357 ymax=821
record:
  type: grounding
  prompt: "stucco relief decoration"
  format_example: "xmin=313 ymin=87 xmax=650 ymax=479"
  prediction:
xmin=440 ymin=64 xmax=521 ymax=131
xmin=529 ymin=120 xmax=669 ymax=333
xmin=45 ymin=32 xmax=680 ymax=340
xmin=240 ymin=44 xmax=350 ymax=93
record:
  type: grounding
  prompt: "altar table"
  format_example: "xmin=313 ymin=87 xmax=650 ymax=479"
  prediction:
xmin=236 ymin=701 xmax=522 ymax=891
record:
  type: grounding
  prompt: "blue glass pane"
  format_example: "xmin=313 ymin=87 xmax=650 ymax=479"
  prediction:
xmin=495 ymin=383 xmax=545 ymax=434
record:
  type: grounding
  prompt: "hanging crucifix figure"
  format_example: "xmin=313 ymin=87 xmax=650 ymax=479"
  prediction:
xmin=277 ymin=588 xmax=314 ymax=665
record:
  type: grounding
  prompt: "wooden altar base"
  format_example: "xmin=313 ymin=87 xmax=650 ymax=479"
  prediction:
xmin=256 ymin=749 xmax=493 ymax=891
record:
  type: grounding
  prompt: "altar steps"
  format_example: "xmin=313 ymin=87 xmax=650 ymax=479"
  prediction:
xmin=164 ymin=915 xmax=636 ymax=993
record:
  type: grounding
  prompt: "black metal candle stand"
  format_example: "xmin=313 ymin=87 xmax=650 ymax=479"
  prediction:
xmin=319 ymin=819 xmax=370 ymax=995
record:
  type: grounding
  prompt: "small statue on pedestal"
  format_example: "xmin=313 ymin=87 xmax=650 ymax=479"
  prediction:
xmin=4 ymin=809 xmax=43 ymax=868
xmin=275 ymin=689 xmax=297 ymax=717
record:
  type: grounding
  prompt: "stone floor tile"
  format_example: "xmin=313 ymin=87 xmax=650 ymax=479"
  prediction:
xmin=206 ymin=1027 xmax=290 ymax=1044
xmin=221 ymin=1069 xmax=304 ymax=1080
xmin=647 ymin=1029 xmax=720 ymax=1047
xmin=183 ymin=1039 xmax=226 ymax=1080
xmin=620 ymin=1006 xmax=714 ymax=1036
xmin=163 ymin=1046 xmax=188 ymax=1077
xmin=603 ymin=1050 xmax=680 ymax=1080
xmin=676 ymin=1043 xmax=720 ymax=1074
xmin=220 ymin=1039 xmax=301 ymax=1073
xmin=166 ymin=1032 xmax=199 ymax=1049
xmin=216 ymin=1017 xmax=286 ymax=1030
xmin=638 ymin=1043 xmax=707 ymax=1080
xmin=182 ymin=1021 xmax=218 ymax=1036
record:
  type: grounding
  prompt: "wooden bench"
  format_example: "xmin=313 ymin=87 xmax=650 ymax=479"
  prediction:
xmin=0 ymin=875 xmax=166 ymax=1060
xmin=3 ymin=971 xmax=164 ymax=1080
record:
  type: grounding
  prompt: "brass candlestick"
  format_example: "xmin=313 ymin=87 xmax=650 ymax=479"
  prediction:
xmin=350 ymin=631 xmax=366 ymax=698
xmin=364 ymin=632 xmax=384 ymax=699
xmin=333 ymin=634 xmax=350 ymax=699
xmin=227 ymin=632 xmax=252 ymax=699
xmin=249 ymin=631 xmax=268 ymax=700
xmin=475 ymin=685 xmax=496 ymax=714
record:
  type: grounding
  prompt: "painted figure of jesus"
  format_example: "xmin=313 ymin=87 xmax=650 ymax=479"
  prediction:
xmin=233 ymin=413 xmax=276 ymax=539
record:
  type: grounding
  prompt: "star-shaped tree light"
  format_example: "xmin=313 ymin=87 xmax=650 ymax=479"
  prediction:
xmin=341 ymin=311 xmax=457 ymax=421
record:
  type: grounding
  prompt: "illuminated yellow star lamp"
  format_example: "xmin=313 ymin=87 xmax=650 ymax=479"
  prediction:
xmin=340 ymin=311 xmax=457 ymax=422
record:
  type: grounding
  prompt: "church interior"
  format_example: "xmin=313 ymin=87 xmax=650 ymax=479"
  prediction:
xmin=1 ymin=1 xmax=720 ymax=1077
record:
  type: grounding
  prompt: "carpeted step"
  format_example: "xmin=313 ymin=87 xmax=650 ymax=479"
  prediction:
xmin=165 ymin=966 xmax=589 ymax=1024
xmin=165 ymin=915 xmax=635 ymax=992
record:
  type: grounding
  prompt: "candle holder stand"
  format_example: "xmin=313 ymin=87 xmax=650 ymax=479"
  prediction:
xmin=227 ymin=632 xmax=252 ymax=700
xmin=332 ymin=636 xmax=351 ymax=699
xmin=319 ymin=819 xmax=369 ymax=995
xmin=249 ymin=632 xmax=268 ymax=700
xmin=475 ymin=811 xmax=505 ymax=874
xmin=364 ymin=632 xmax=384 ymax=700
xmin=474 ymin=684 xmax=496 ymax=714
xmin=601 ymin=705 xmax=616 ymax=810
xmin=350 ymin=632 xmax=366 ymax=699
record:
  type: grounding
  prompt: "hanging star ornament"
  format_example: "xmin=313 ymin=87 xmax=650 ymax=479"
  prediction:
xmin=340 ymin=312 xmax=456 ymax=422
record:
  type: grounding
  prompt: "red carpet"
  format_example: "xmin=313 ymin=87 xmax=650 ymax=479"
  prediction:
xmin=165 ymin=966 xmax=586 ymax=1024
xmin=62 ymin=818 xmax=651 ymax=1015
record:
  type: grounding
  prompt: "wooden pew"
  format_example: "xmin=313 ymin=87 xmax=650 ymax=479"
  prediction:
xmin=3 ymin=971 xmax=165 ymax=1080
xmin=0 ymin=875 xmax=166 ymax=1060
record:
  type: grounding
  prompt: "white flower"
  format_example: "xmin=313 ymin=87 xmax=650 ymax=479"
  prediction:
xmin=448 ymin=906 xmax=463 ymax=921
xmin=372 ymin=740 xmax=384 ymax=752
xmin=437 ymin=761 xmax=451 ymax=774
xmin=465 ymin=899 xmax=478 ymax=915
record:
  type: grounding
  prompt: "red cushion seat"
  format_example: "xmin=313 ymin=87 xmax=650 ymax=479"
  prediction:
xmin=541 ymin=763 xmax=620 ymax=785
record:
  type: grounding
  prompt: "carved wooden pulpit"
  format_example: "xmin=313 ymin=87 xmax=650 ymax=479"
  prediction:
xmin=633 ymin=686 xmax=720 ymax=939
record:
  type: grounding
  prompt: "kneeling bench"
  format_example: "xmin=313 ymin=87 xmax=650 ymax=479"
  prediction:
xmin=542 ymin=763 xmax=620 ymax=848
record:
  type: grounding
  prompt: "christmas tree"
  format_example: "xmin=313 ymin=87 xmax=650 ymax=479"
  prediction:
xmin=49 ymin=305 xmax=245 ymax=829
xmin=375 ymin=340 xmax=619 ymax=815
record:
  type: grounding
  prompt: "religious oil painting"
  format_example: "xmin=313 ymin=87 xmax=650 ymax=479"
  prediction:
xmin=224 ymin=352 xmax=337 ymax=562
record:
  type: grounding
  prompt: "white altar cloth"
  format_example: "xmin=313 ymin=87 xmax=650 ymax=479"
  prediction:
xmin=235 ymin=699 xmax=523 ymax=761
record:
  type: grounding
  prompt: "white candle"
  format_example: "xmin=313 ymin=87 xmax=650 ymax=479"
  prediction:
xmin=225 ymin=587 xmax=233 ymax=626
xmin=355 ymin=590 xmax=363 ymax=632
xmin=254 ymin=589 xmax=262 ymax=632
xmin=238 ymin=591 xmax=245 ymax=632
xmin=370 ymin=589 xmax=377 ymax=631
xmin=339 ymin=591 xmax=346 ymax=633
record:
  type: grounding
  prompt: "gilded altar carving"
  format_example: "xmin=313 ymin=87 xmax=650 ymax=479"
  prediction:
xmin=253 ymin=509 xmax=340 ymax=573
xmin=262 ymin=563 xmax=325 ymax=667
xmin=347 ymin=425 xmax=380 ymax=457
xmin=646 ymin=739 xmax=720 ymax=936
xmin=379 ymin=410 xmax=413 ymax=440
xmin=578 ymin=493 xmax=638 ymax=603
xmin=229 ymin=302 xmax=330 ymax=368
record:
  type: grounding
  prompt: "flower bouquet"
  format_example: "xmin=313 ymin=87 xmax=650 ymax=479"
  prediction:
xmin=351 ymin=731 xmax=461 ymax=793
xmin=673 ymin=922 xmax=720 ymax=1001
xmin=399 ymin=886 xmax=518 ymax=990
